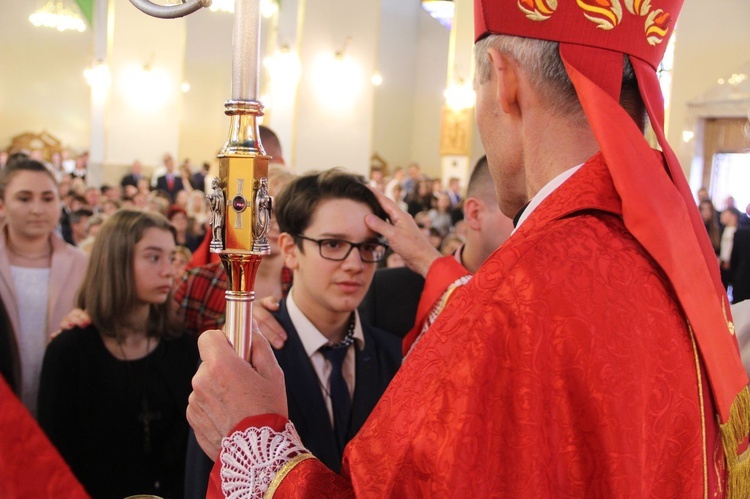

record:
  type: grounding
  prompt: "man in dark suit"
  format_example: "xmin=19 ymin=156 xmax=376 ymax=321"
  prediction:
xmin=191 ymin=162 xmax=209 ymax=193
xmin=119 ymin=160 xmax=144 ymax=190
xmin=154 ymin=153 xmax=184 ymax=203
xmin=730 ymin=226 xmax=750 ymax=303
xmin=184 ymin=170 xmax=400 ymax=497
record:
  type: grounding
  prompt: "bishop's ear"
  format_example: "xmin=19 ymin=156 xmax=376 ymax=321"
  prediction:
xmin=487 ymin=47 xmax=519 ymax=115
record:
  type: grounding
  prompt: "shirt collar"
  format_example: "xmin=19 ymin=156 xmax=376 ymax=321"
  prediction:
xmin=513 ymin=164 xmax=584 ymax=233
xmin=286 ymin=288 xmax=365 ymax=358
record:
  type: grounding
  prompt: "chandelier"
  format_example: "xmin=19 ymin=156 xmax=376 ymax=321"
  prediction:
xmin=29 ymin=1 xmax=87 ymax=33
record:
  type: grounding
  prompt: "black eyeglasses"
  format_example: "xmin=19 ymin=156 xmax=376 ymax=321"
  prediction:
xmin=296 ymin=234 xmax=389 ymax=263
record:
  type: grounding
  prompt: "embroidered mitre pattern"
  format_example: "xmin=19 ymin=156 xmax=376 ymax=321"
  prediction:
xmin=518 ymin=0 xmax=673 ymax=45
xmin=220 ymin=422 xmax=309 ymax=499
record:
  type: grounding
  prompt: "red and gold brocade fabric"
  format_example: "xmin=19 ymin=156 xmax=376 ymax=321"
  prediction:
xmin=0 ymin=377 xmax=88 ymax=498
xmin=216 ymin=154 xmax=725 ymax=497
xmin=401 ymin=255 xmax=468 ymax=356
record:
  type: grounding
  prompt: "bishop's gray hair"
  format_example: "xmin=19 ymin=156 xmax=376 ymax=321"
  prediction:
xmin=474 ymin=34 xmax=645 ymax=130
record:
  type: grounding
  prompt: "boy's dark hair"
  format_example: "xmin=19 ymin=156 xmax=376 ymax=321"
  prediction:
xmin=275 ymin=168 xmax=388 ymax=250
xmin=70 ymin=209 xmax=94 ymax=224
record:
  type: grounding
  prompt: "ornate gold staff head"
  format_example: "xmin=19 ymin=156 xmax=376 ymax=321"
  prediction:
xmin=130 ymin=0 xmax=271 ymax=361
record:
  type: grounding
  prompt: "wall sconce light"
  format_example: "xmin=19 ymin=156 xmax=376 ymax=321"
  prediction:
xmin=84 ymin=60 xmax=110 ymax=87
xmin=123 ymin=61 xmax=171 ymax=112
xmin=313 ymin=38 xmax=363 ymax=110
xmin=84 ymin=60 xmax=110 ymax=103
xmin=444 ymin=79 xmax=475 ymax=111
xmin=682 ymin=130 xmax=695 ymax=143
xmin=260 ymin=0 xmax=279 ymax=18
xmin=264 ymin=44 xmax=302 ymax=97
xmin=259 ymin=92 xmax=272 ymax=112
xmin=371 ymin=71 xmax=383 ymax=87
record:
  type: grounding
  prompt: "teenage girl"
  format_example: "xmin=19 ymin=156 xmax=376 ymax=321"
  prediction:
xmin=38 ymin=210 xmax=198 ymax=499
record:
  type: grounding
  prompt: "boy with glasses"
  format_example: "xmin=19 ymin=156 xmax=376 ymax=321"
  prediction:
xmin=186 ymin=169 xmax=400 ymax=495
xmin=264 ymin=169 xmax=401 ymax=470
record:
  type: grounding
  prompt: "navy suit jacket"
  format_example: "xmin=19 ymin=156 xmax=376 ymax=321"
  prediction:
xmin=155 ymin=174 xmax=184 ymax=203
xmin=184 ymin=300 xmax=401 ymax=497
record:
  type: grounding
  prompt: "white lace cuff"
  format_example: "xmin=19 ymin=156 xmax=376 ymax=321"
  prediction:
xmin=220 ymin=421 xmax=310 ymax=499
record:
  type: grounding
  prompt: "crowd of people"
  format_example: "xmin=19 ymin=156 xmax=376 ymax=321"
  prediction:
xmin=0 ymin=123 xmax=484 ymax=497
xmin=185 ymin=1 xmax=750 ymax=497
xmin=697 ymin=188 xmax=750 ymax=302
xmin=369 ymin=162 xmax=470 ymax=266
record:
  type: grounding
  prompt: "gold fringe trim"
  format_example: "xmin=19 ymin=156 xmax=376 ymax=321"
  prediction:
xmin=688 ymin=326 xmax=708 ymax=498
xmin=719 ymin=386 xmax=750 ymax=498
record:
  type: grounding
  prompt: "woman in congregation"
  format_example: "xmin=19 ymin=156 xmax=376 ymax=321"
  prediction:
xmin=699 ymin=199 xmax=722 ymax=256
xmin=37 ymin=210 xmax=198 ymax=499
xmin=0 ymin=158 xmax=88 ymax=416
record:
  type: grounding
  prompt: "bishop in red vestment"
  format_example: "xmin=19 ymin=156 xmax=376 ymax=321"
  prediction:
xmin=187 ymin=1 xmax=750 ymax=497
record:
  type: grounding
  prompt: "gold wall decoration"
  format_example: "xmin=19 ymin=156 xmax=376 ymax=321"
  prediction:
xmin=439 ymin=107 xmax=472 ymax=157
xmin=10 ymin=130 xmax=64 ymax=160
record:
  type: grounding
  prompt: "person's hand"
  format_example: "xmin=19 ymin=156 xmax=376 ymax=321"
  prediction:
xmin=365 ymin=188 xmax=441 ymax=277
xmin=59 ymin=308 xmax=91 ymax=331
xmin=187 ymin=329 xmax=288 ymax=460
xmin=254 ymin=296 xmax=287 ymax=349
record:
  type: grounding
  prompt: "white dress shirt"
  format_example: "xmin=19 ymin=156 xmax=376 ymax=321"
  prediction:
xmin=286 ymin=289 xmax=365 ymax=425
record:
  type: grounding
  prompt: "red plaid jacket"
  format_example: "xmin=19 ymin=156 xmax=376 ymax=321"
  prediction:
xmin=174 ymin=261 xmax=292 ymax=337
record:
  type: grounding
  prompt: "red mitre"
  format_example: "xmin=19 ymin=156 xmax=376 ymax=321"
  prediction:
xmin=474 ymin=0 xmax=750 ymax=492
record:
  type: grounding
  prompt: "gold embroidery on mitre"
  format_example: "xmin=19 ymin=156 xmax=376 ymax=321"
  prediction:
xmin=518 ymin=0 xmax=558 ymax=21
xmin=624 ymin=0 xmax=651 ymax=16
xmin=576 ymin=0 xmax=624 ymax=30
xmin=644 ymin=8 xmax=671 ymax=46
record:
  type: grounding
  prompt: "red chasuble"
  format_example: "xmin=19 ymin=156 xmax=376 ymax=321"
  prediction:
xmin=211 ymin=153 xmax=725 ymax=497
xmin=0 ymin=377 xmax=89 ymax=498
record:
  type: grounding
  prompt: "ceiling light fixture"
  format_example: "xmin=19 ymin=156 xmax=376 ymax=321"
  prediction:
xmin=29 ymin=0 xmax=87 ymax=32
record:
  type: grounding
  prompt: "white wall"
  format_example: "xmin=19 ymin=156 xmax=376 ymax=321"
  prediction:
xmin=0 ymin=1 xmax=91 ymax=153
xmin=410 ymin=11 xmax=451 ymax=179
xmin=371 ymin=0 xmax=420 ymax=174
xmin=6 ymin=0 xmax=742 ymax=187
xmin=105 ymin=0 xmax=186 ymax=169
xmin=667 ymin=0 xmax=750 ymax=178
xmin=180 ymin=9 xmax=234 ymax=167
xmin=291 ymin=0 xmax=378 ymax=176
